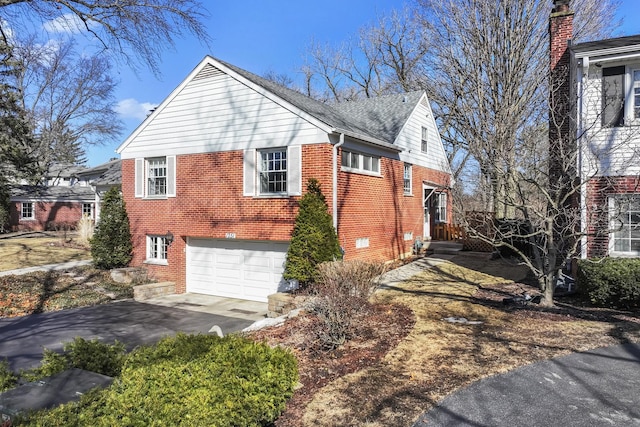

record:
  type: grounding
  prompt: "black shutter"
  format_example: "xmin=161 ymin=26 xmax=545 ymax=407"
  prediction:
xmin=602 ymin=66 xmax=625 ymax=128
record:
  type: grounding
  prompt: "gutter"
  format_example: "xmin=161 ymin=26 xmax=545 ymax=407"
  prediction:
xmin=333 ymin=133 xmax=345 ymax=231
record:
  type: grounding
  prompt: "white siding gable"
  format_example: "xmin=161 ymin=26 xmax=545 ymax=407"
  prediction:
xmin=395 ymin=94 xmax=451 ymax=174
xmin=118 ymin=59 xmax=329 ymax=160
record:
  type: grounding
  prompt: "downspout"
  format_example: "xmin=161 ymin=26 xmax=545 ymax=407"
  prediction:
xmin=332 ymin=133 xmax=345 ymax=232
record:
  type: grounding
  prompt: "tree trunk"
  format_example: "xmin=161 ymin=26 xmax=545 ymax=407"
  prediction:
xmin=538 ymin=273 xmax=556 ymax=307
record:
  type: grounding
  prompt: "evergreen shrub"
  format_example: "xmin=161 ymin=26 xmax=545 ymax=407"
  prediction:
xmin=90 ymin=187 xmax=132 ymax=269
xmin=284 ymin=178 xmax=342 ymax=287
xmin=577 ymin=258 xmax=640 ymax=309
xmin=20 ymin=334 xmax=298 ymax=427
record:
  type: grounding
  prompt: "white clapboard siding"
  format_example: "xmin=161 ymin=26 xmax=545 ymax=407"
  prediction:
xmin=394 ymin=94 xmax=451 ymax=174
xmin=579 ymin=69 xmax=640 ymax=177
xmin=121 ymin=64 xmax=325 ymax=159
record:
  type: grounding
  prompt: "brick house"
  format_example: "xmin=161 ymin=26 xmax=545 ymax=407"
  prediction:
xmin=7 ymin=160 xmax=122 ymax=232
xmin=8 ymin=164 xmax=94 ymax=232
xmin=550 ymin=0 xmax=640 ymax=259
xmin=116 ymin=56 xmax=452 ymax=302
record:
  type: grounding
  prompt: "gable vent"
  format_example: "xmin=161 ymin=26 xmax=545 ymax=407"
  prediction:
xmin=420 ymin=98 xmax=429 ymax=108
xmin=193 ymin=64 xmax=224 ymax=80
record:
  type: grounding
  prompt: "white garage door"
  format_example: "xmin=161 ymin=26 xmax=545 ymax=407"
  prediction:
xmin=186 ymin=238 xmax=289 ymax=302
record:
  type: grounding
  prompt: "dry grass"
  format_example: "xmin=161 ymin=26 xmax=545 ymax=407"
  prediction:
xmin=0 ymin=234 xmax=90 ymax=271
xmin=0 ymin=267 xmax=136 ymax=318
xmin=296 ymin=253 xmax=640 ymax=426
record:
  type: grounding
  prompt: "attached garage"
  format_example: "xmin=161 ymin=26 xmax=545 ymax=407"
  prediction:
xmin=186 ymin=238 xmax=289 ymax=302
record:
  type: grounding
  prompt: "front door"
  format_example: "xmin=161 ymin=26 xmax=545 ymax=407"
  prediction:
xmin=424 ymin=187 xmax=434 ymax=240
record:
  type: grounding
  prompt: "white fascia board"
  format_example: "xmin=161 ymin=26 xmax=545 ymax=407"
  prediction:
xmin=574 ymin=46 xmax=640 ymax=62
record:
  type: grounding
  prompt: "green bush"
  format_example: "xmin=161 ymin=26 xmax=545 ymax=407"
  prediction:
xmin=90 ymin=186 xmax=133 ymax=269
xmin=284 ymin=178 xmax=342 ymax=287
xmin=577 ymin=258 xmax=640 ymax=309
xmin=20 ymin=334 xmax=298 ymax=427
xmin=0 ymin=359 xmax=17 ymax=392
xmin=21 ymin=338 xmax=126 ymax=382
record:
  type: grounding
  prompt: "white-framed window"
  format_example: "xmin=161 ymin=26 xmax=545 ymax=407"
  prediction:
xmin=134 ymin=156 xmax=176 ymax=199
xmin=403 ymin=163 xmax=412 ymax=195
xmin=355 ymin=237 xmax=370 ymax=249
xmin=341 ymin=150 xmax=380 ymax=175
xmin=434 ymin=192 xmax=447 ymax=223
xmin=421 ymin=126 xmax=428 ymax=153
xmin=243 ymin=146 xmax=301 ymax=197
xmin=21 ymin=202 xmax=34 ymax=219
xmin=146 ymin=235 xmax=169 ymax=264
xmin=609 ymin=195 xmax=640 ymax=255
xmin=259 ymin=148 xmax=287 ymax=194
xmin=147 ymin=157 xmax=167 ymax=196
xmin=82 ymin=203 xmax=93 ymax=218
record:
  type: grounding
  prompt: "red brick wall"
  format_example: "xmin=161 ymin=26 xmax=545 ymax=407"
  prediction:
xmin=123 ymin=144 xmax=451 ymax=291
xmin=9 ymin=201 xmax=84 ymax=231
xmin=585 ymin=176 xmax=640 ymax=257
xmin=336 ymin=155 xmax=451 ymax=261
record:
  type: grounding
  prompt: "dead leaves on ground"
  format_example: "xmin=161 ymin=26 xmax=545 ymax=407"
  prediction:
xmin=253 ymin=253 xmax=640 ymax=427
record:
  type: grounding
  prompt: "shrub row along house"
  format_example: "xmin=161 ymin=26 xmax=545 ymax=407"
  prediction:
xmin=550 ymin=0 xmax=640 ymax=260
xmin=7 ymin=160 xmax=121 ymax=231
xmin=116 ymin=56 xmax=452 ymax=302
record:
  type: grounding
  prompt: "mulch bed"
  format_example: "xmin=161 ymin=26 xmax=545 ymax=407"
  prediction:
xmin=248 ymin=303 xmax=415 ymax=427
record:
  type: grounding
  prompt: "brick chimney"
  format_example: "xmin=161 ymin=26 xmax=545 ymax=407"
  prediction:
xmin=549 ymin=0 xmax=575 ymax=185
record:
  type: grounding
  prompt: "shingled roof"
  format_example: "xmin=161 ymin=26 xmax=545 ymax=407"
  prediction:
xmin=216 ymin=57 xmax=423 ymax=149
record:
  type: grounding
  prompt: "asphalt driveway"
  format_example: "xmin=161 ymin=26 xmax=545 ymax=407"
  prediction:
xmin=0 ymin=299 xmax=264 ymax=371
xmin=414 ymin=343 xmax=640 ymax=427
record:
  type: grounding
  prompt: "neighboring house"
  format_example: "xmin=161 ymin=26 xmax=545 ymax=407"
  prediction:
xmin=550 ymin=0 xmax=640 ymax=259
xmin=77 ymin=159 xmax=122 ymax=222
xmin=8 ymin=164 xmax=94 ymax=231
xmin=116 ymin=56 xmax=452 ymax=302
xmin=7 ymin=160 xmax=122 ymax=231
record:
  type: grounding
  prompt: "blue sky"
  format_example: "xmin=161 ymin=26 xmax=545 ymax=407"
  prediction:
xmin=86 ymin=0 xmax=640 ymax=166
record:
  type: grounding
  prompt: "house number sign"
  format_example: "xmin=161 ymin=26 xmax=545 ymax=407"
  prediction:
xmin=225 ymin=233 xmax=236 ymax=239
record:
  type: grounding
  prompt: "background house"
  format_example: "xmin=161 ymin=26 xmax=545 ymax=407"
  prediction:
xmin=117 ymin=56 xmax=452 ymax=302
xmin=550 ymin=0 xmax=640 ymax=259
xmin=8 ymin=164 xmax=94 ymax=231
xmin=7 ymin=160 xmax=122 ymax=232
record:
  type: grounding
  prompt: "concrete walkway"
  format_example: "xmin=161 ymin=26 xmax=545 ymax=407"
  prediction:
xmin=0 ymin=260 xmax=92 ymax=277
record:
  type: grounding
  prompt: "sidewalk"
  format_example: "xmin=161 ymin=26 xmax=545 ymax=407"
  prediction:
xmin=0 ymin=260 xmax=93 ymax=277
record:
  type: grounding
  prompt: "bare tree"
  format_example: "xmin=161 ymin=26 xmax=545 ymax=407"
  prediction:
xmin=10 ymin=36 xmax=122 ymax=180
xmin=302 ymin=7 xmax=429 ymax=102
xmin=0 ymin=0 xmax=210 ymax=74
xmin=419 ymin=0 xmax=620 ymax=194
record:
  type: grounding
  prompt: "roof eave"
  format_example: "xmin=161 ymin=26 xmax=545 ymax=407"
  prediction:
xmin=333 ymin=128 xmax=401 ymax=152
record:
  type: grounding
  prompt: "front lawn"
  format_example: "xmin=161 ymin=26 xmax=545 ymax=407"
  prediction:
xmin=0 ymin=267 xmax=135 ymax=318
xmin=251 ymin=252 xmax=640 ymax=426
xmin=0 ymin=233 xmax=90 ymax=271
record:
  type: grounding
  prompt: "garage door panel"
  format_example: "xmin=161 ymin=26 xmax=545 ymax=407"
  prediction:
xmin=186 ymin=239 xmax=289 ymax=302
xmin=216 ymin=253 xmax=242 ymax=266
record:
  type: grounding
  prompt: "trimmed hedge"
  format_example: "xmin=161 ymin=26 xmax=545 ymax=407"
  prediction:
xmin=21 ymin=338 xmax=127 ymax=383
xmin=19 ymin=334 xmax=298 ymax=427
xmin=577 ymin=258 xmax=640 ymax=309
